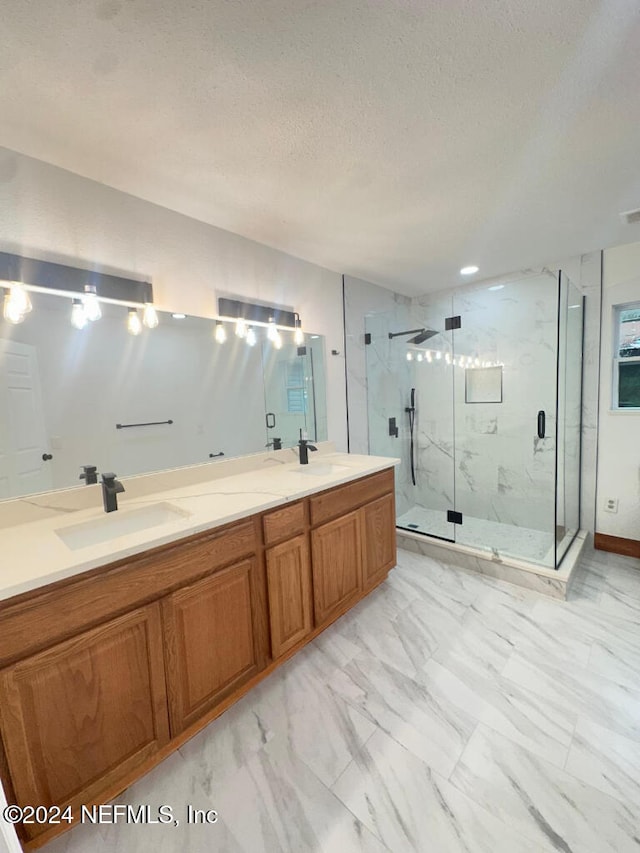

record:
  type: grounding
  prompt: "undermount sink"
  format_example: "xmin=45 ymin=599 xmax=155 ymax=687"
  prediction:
xmin=293 ymin=464 xmax=351 ymax=477
xmin=55 ymin=502 xmax=190 ymax=551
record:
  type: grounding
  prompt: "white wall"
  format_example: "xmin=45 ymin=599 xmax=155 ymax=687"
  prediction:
xmin=596 ymin=241 xmax=640 ymax=540
xmin=0 ymin=147 xmax=347 ymax=453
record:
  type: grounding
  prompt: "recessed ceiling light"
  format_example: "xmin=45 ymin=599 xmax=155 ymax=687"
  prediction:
xmin=488 ymin=285 xmax=504 ymax=291
xmin=460 ymin=265 xmax=479 ymax=276
xmin=172 ymin=313 xmax=186 ymax=319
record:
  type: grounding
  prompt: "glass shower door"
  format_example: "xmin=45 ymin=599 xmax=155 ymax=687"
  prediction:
xmin=451 ymin=272 xmax=558 ymax=566
xmin=365 ymin=295 xmax=457 ymax=542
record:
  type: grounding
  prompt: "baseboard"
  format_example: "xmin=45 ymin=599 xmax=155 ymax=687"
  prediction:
xmin=594 ymin=532 xmax=640 ymax=559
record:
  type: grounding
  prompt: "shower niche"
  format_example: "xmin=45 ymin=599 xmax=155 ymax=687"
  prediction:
xmin=364 ymin=270 xmax=583 ymax=570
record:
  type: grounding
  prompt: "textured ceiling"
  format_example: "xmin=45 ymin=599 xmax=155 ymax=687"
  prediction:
xmin=1 ymin=0 xmax=640 ymax=295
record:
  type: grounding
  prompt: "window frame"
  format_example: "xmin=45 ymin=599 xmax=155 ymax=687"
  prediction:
xmin=612 ymin=302 xmax=640 ymax=411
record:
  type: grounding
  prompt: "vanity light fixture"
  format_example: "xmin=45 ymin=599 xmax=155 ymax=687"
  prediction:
xmin=70 ymin=298 xmax=88 ymax=330
xmin=246 ymin=325 xmax=257 ymax=347
xmin=82 ymin=284 xmax=102 ymax=322
xmin=3 ymin=284 xmax=32 ymax=324
xmin=127 ymin=308 xmax=143 ymax=336
xmin=460 ymin=265 xmax=479 ymax=276
xmin=143 ymin=303 xmax=159 ymax=329
xmin=235 ymin=318 xmax=248 ymax=338
xmin=214 ymin=321 xmax=227 ymax=343
xmin=267 ymin=318 xmax=279 ymax=342
xmin=293 ymin=313 xmax=304 ymax=345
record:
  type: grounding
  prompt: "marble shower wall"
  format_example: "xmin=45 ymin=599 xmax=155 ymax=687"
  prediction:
xmin=363 ymin=305 xmax=415 ymax=517
xmin=343 ymin=275 xmax=410 ymax=456
xmin=414 ymin=272 xmax=560 ymax=532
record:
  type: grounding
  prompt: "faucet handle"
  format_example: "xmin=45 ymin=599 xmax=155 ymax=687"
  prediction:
xmin=101 ymin=472 xmax=125 ymax=493
xmin=79 ymin=465 xmax=98 ymax=484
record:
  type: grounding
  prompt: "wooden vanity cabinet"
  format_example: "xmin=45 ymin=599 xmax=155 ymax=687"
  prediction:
xmin=162 ymin=556 xmax=267 ymax=734
xmin=0 ymin=466 xmax=396 ymax=850
xmin=0 ymin=604 xmax=169 ymax=842
xmin=311 ymin=511 xmax=363 ymax=626
xmin=265 ymin=534 xmax=313 ymax=658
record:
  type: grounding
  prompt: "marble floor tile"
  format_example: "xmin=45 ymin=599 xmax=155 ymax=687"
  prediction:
xmin=178 ymin=689 xmax=275 ymax=798
xmin=332 ymin=728 xmax=550 ymax=853
xmin=328 ymin=654 xmax=477 ymax=777
xmin=451 ymin=725 xmax=640 ymax=853
xmin=214 ymin=735 xmax=389 ymax=853
xmin=245 ymin=645 xmax=377 ymax=788
xmin=565 ymin=717 xmax=640 ymax=806
xmin=588 ymin=635 xmax=640 ymax=691
xmin=421 ymin=657 xmax=575 ymax=767
xmin=502 ymin=652 xmax=640 ymax=743
xmin=40 ymin=543 xmax=640 ymax=853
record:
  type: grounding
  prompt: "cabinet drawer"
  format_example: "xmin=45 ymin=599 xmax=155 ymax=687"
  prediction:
xmin=309 ymin=468 xmax=394 ymax=527
xmin=263 ymin=501 xmax=306 ymax=546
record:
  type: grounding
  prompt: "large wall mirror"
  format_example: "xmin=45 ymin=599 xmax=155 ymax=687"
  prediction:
xmin=0 ymin=293 xmax=328 ymax=500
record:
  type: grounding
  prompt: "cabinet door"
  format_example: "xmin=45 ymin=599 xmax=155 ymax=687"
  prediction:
xmin=267 ymin=534 xmax=313 ymax=658
xmin=311 ymin=510 xmax=362 ymax=627
xmin=163 ymin=558 xmax=265 ymax=734
xmin=362 ymin=493 xmax=396 ymax=591
xmin=0 ymin=604 xmax=169 ymax=840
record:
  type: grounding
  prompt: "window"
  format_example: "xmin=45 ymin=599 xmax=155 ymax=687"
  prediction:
xmin=613 ymin=304 xmax=640 ymax=409
xmin=286 ymin=359 xmax=307 ymax=414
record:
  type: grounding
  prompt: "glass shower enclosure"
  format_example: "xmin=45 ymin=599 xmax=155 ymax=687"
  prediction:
xmin=365 ymin=271 xmax=583 ymax=569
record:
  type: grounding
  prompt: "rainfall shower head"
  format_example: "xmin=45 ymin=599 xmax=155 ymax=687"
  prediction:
xmin=388 ymin=328 xmax=438 ymax=345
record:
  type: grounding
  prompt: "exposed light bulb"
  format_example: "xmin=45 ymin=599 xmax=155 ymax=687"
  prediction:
xmin=406 ymin=352 xmax=413 ymax=361
xmin=83 ymin=285 xmax=101 ymax=322
xmin=8 ymin=284 xmax=32 ymax=315
xmin=3 ymin=291 xmax=26 ymax=324
xmin=475 ymin=357 xmax=480 ymax=366
xmin=127 ymin=308 xmax=142 ymax=336
xmin=426 ymin=351 xmax=433 ymax=363
xmin=143 ymin=303 xmax=159 ymax=329
xmin=215 ymin=321 xmax=227 ymax=343
xmin=435 ymin=351 xmax=442 ymax=360
xmin=235 ymin=318 xmax=247 ymax=338
xmin=70 ymin=299 xmax=88 ymax=330
xmin=445 ymin=352 xmax=451 ymax=364
xmin=246 ymin=326 xmax=256 ymax=347
xmin=460 ymin=265 xmax=479 ymax=276
xmin=172 ymin=313 xmax=186 ymax=320
xmin=273 ymin=330 xmax=283 ymax=349
xmin=294 ymin=325 xmax=304 ymax=345
xmin=267 ymin=319 xmax=278 ymax=341
xmin=416 ymin=353 xmax=423 ymax=362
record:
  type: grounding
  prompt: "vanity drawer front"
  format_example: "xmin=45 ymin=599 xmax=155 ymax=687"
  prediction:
xmin=0 ymin=519 xmax=258 ymax=668
xmin=263 ymin=501 xmax=307 ymax=546
xmin=309 ymin=469 xmax=394 ymax=527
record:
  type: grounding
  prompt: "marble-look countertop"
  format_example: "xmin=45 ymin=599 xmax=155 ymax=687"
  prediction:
xmin=0 ymin=452 xmax=399 ymax=603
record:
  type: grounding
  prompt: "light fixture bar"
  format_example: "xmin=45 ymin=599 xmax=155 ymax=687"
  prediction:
xmin=0 ymin=250 xmax=152 ymax=305
xmin=217 ymin=297 xmax=297 ymax=329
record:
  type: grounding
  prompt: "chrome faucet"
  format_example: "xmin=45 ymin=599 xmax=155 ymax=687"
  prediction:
xmin=298 ymin=430 xmax=317 ymax=465
xmin=101 ymin=472 xmax=125 ymax=513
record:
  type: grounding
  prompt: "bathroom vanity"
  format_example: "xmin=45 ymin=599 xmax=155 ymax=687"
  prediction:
xmin=0 ymin=452 xmax=397 ymax=849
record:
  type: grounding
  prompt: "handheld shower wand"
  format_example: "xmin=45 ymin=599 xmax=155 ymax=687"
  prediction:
xmin=405 ymin=388 xmax=417 ymax=486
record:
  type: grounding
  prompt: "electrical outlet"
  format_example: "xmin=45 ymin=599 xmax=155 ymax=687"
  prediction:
xmin=604 ymin=497 xmax=619 ymax=513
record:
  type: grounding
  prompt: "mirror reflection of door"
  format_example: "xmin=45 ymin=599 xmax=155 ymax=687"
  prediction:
xmin=0 ymin=339 xmax=53 ymax=498
xmin=261 ymin=341 xmax=317 ymax=449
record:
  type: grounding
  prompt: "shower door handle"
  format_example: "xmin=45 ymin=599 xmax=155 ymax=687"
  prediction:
xmin=537 ymin=410 xmax=546 ymax=439
xmin=266 ymin=412 xmax=276 ymax=429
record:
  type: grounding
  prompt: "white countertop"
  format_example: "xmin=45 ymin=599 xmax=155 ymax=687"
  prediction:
xmin=0 ymin=452 xmax=399 ymax=603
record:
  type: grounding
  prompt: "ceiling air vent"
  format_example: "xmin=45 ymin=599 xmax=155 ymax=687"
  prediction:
xmin=620 ymin=208 xmax=640 ymax=225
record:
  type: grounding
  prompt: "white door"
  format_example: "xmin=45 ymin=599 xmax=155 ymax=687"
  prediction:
xmin=0 ymin=339 xmax=52 ymax=498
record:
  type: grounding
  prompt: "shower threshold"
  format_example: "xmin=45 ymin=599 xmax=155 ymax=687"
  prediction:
xmin=395 ymin=507 xmax=587 ymax=599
